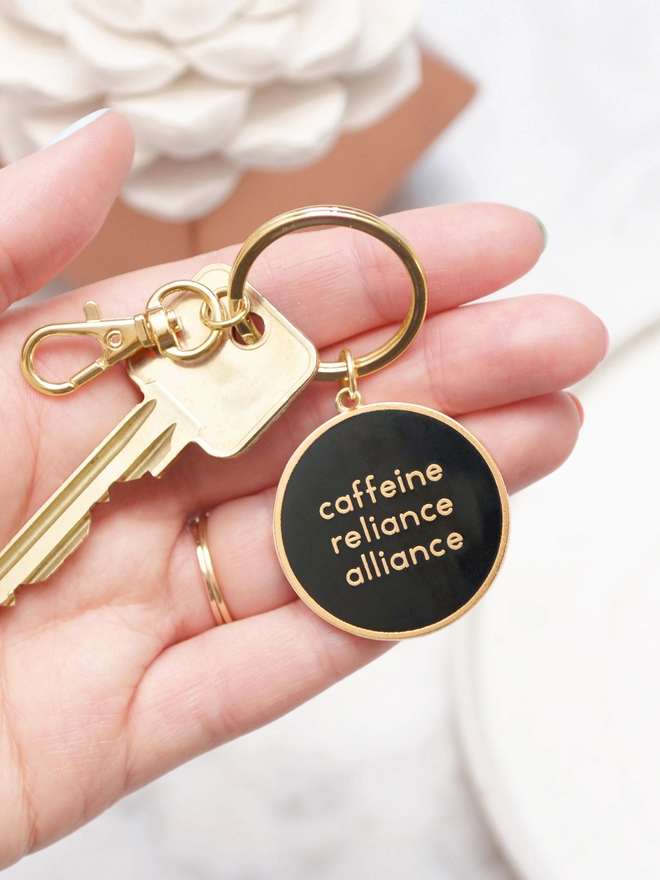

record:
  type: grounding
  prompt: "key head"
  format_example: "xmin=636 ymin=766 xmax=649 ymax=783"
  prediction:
xmin=128 ymin=264 xmax=319 ymax=459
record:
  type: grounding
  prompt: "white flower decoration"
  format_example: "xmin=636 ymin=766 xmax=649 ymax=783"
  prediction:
xmin=0 ymin=0 xmax=421 ymax=221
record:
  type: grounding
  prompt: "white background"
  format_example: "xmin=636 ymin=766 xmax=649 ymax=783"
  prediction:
xmin=6 ymin=1 xmax=660 ymax=877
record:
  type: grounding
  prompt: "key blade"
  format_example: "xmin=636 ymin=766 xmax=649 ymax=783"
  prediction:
xmin=0 ymin=398 xmax=195 ymax=605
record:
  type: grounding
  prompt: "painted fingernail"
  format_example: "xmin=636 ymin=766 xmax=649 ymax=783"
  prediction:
xmin=527 ymin=213 xmax=548 ymax=252
xmin=42 ymin=108 xmax=111 ymax=149
xmin=568 ymin=392 xmax=584 ymax=427
xmin=599 ymin=318 xmax=610 ymax=361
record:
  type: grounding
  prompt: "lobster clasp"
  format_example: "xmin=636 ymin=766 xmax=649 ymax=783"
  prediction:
xmin=20 ymin=301 xmax=179 ymax=396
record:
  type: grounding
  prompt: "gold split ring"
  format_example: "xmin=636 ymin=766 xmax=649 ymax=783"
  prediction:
xmin=189 ymin=515 xmax=233 ymax=626
xmin=227 ymin=205 xmax=428 ymax=382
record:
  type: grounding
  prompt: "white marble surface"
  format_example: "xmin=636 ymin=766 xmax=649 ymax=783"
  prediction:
xmin=6 ymin=636 xmax=513 ymax=880
xmin=6 ymin=0 xmax=660 ymax=876
xmin=454 ymin=321 xmax=660 ymax=880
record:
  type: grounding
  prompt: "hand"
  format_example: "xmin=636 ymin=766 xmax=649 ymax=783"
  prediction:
xmin=0 ymin=112 xmax=607 ymax=867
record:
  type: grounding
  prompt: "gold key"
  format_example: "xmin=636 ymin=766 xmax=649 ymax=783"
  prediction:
xmin=0 ymin=265 xmax=318 ymax=606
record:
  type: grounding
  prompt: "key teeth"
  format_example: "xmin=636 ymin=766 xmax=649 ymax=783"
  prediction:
xmin=26 ymin=515 xmax=92 ymax=584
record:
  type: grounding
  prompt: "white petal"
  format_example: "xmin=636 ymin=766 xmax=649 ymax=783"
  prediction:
xmin=0 ymin=95 xmax=35 ymax=162
xmin=183 ymin=14 xmax=296 ymax=86
xmin=343 ymin=0 xmax=421 ymax=74
xmin=342 ymin=40 xmax=420 ymax=131
xmin=111 ymin=74 xmax=249 ymax=159
xmin=21 ymin=102 xmax=102 ymax=146
xmin=1 ymin=99 xmax=156 ymax=171
xmin=130 ymin=138 xmax=159 ymax=172
xmin=64 ymin=8 xmax=186 ymax=95
xmin=121 ymin=155 xmax=241 ymax=222
xmin=74 ymin=0 xmax=153 ymax=34
xmin=0 ymin=0 xmax=71 ymax=35
xmin=143 ymin=0 xmax=248 ymax=43
xmin=0 ymin=14 xmax=100 ymax=105
xmin=223 ymin=79 xmax=345 ymax=168
xmin=245 ymin=0 xmax=303 ymax=15
xmin=284 ymin=0 xmax=360 ymax=81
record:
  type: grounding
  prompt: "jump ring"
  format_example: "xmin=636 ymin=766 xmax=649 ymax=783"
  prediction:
xmin=335 ymin=385 xmax=364 ymax=413
xmin=339 ymin=348 xmax=359 ymax=397
xmin=200 ymin=291 xmax=252 ymax=331
xmin=147 ymin=280 xmax=223 ymax=362
xmin=227 ymin=206 xmax=428 ymax=381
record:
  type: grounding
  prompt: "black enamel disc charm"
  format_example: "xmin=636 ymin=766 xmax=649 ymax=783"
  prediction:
xmin=274 ymin=403 xmax=509 ymax=640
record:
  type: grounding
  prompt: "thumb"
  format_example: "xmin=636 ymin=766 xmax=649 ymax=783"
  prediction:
xmin=0 ymin=109 xmax=134 ymax=313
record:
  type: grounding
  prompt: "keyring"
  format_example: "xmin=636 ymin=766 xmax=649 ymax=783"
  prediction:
xmin=227 ymin=206 xmax=428 ymax=381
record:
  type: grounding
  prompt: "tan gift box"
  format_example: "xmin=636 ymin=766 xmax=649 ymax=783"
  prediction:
xmin=63 ymin=52 xmax=475 ymax=286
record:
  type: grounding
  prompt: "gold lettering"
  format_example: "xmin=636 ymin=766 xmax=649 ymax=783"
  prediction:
xmin=346 ymin=568 xmax=364 ymax=585
xmin=380 ymin=480 xmax=397 ymax=498
xmin=406 ymin=470 xmax=426 ymax=490
xmin=360 ymin=553 xmax=373 ymax=580
xmin=430 ymin=538 xmax=445 ymax=556
xmin=409 ymin=545 xmax=430 ymax=564
xmin=399 ymin=509 xmax=420 ymax=530
xmin=390 ymin=551 xmax=410 ymax=571
xmin=319 ymin=501 xmax=334 ymax=519
xmin=394 ymin=469 xmax=406 ymax=492
xmin=447 ymin=532 xmax=464 ymax=550
xmin=331 ymin=535 xmax=343 ymax=554
xmin=380 ymin=517 xmax=400 ymax=536
xmin=335 ymin=495 xmax=354 ymax=514
xmin=436 ymin=498 xmax=453 ymax=516
xmin=359 ymin=516 xmax=372 ymax=543
xmin=421 ymin=503 xmax=437 ymax=522
xmin=426 ymin=463 xmax=443 ymax=481
xmin=345 ymin=530 xmax=361 ymax=549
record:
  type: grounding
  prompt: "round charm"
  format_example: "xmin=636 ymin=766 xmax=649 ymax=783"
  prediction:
xmin=274 ymin=403 xmax=509 ymax=639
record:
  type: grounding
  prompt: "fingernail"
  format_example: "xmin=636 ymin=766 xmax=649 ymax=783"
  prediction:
xmin=599 ymin=318 xmax=610 ymax=361
xmin=527 ymin=213 xmax=548 ymax=252
xmin=568 ymin=392 xmax=584 ymax=427
xmin=42 ymin=109 xmax=111 ymax=149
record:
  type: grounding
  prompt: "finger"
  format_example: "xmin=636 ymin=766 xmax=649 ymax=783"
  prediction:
xmin=19 ymin=202 xmax=545 ymax=351
xmin=125 ymin=600 xmax=388 ymax=789
xmin=126 ymin=387 xmax=580 ymax=782
xmin=0 ymin=110 xmax=134 ymax=313
xmin=219 ymin=202 xmax=547 ymax=345
xmin=339 ymin=293 xmax=607 ymax=415
xmin=0 ymin=288 xmax=602 ymax=563
xmin=157 ymin=389 xmax=582 ymax=639
xmin=461 ymin=391 xmax=583 ymax=492
xmin=143 ymin=293 xmax=605 ymax=513
xmin=0 ymin=205 xmax=557 ymax=521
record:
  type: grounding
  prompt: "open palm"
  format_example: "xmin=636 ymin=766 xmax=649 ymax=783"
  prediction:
xmin=0 ymin=113 xmax=607 ymax=868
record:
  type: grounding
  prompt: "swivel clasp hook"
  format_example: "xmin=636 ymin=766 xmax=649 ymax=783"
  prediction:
xmin=20 ymin=279 xmax=245 ymax=396
xmin=21 ymin=299 xmax=181 ymax=396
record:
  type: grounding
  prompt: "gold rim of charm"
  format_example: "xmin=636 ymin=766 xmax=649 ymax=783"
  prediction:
xmin=273 ymin=402 xmax=510 ymax=640
xmin=227 ymin=206 xmax=428 ymax=381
